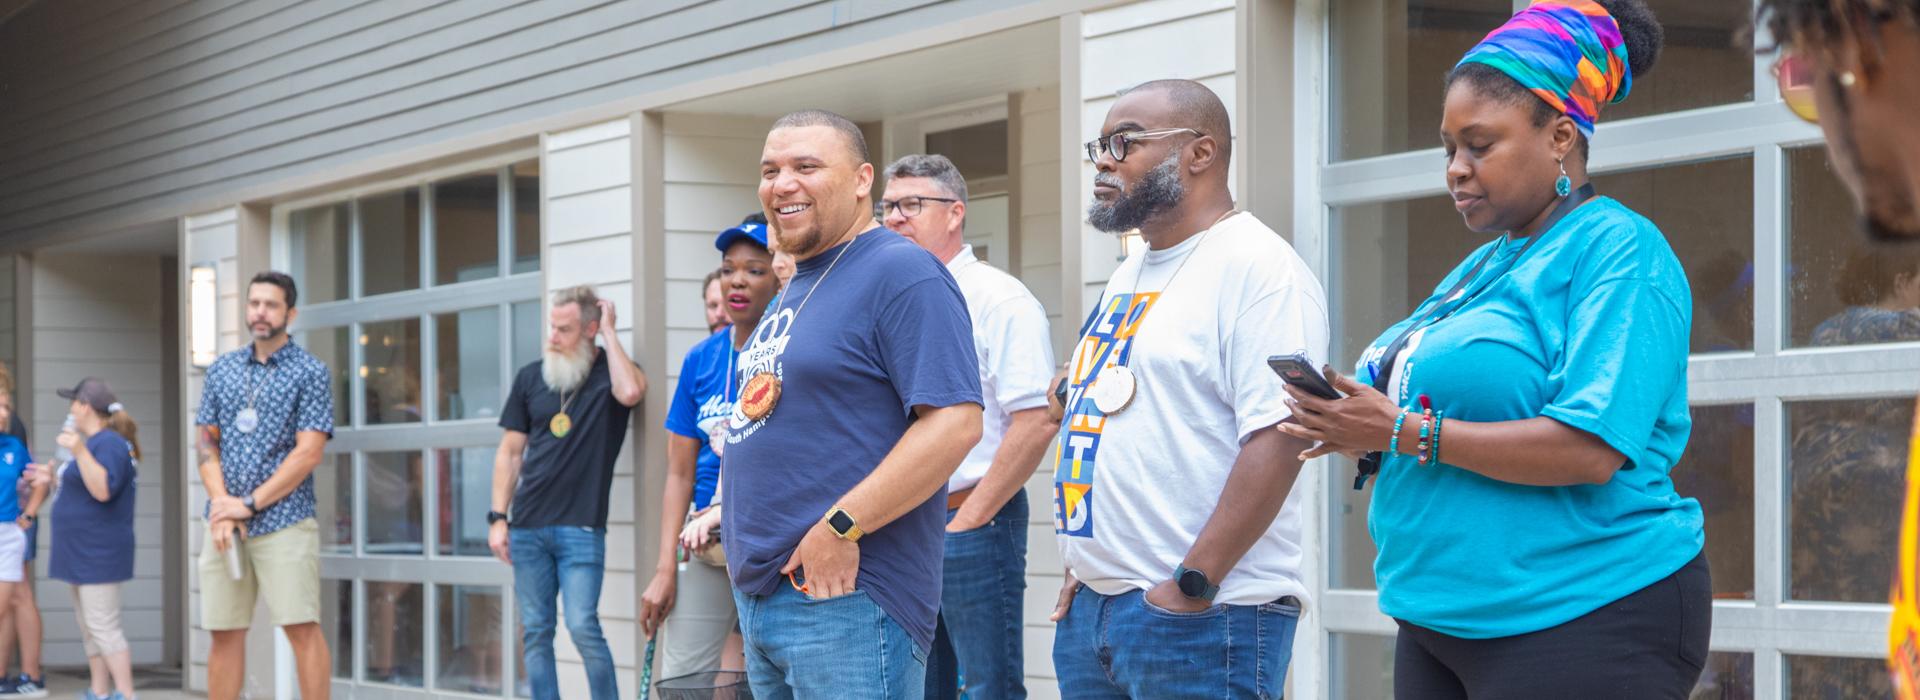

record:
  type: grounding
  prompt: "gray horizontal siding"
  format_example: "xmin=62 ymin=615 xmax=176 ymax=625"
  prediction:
xmin=0 ymin=0 xmax=1042 ymax=244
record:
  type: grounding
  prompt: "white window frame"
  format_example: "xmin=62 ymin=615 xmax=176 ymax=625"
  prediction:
xmin=269 ymin=151 xmax=542 ymax=698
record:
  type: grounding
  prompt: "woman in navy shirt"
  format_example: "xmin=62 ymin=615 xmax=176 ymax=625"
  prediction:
xmin=640 ymin=216 xmax=781 ymax=677
xmin=50 ymin=378 xmax=139 ymax=700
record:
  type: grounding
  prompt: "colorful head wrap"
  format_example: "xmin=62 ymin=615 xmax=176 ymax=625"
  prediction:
xmin=1455 ymin=0 xmax=1632 ymax=138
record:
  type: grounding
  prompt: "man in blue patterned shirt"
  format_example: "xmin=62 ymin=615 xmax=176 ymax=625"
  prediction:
xmin=194 ymin=271 xmax=335 ymax=700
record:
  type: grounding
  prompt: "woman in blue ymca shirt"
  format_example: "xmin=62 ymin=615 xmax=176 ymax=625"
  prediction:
xmin=640 ymin=216 xmax=782 ymax=675
xmin=1282 ymin=1 xmax=1707 ymax=698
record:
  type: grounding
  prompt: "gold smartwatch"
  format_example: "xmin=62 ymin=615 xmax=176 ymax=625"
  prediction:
xmin=824 ymin=507 xmax=864 ymax=543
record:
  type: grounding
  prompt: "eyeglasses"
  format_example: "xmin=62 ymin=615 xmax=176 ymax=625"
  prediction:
xmin=1085 ymin=128 xmax=1201 ymax=163
xmin=878 ymin=195 xmax=959 ymax=219
xmin=1773 ymin=52 xmax=1819 ymax=123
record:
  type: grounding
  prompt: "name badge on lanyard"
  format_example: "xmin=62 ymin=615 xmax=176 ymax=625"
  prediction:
xmin=235 ymin=407 xmax=260 ymax=434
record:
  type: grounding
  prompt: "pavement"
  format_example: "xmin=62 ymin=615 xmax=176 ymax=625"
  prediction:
xmin=40 ymin=666 xmax=193 ymax=700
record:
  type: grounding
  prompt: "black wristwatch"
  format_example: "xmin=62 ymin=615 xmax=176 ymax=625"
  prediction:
xmin=241 ymin=494 xmax=258 ymax=516
xmin=487 ymin=510 xmax=510 ymax=526
xmin=1174 ymin=564 xmax=1219 ymax=602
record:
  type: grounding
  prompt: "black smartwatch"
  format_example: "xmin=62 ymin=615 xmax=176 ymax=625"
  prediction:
xmin=241 ymin=494 xmax=258 ymax=516
xmin=487 ymin=510 xmax=510 ymax=526
xmin=1174 ymin=564 xmax=1219 ymax=602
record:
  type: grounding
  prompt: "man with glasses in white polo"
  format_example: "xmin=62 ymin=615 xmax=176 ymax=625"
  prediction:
xmin=882 ymin=154 xmax=1056 ymax=699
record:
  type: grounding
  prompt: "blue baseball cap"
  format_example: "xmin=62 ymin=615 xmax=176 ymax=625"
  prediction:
xmin=714 ymin=220 xmax=770 ymax=253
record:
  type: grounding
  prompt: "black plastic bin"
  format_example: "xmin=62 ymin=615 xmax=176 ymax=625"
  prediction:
xmin=654 ymin=670 xmax=753 ymax=700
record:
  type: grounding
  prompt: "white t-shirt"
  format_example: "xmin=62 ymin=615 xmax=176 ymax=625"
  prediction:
xmin=1053 ymin=212 xmax=1328 ymax=607
xmin=946 ymin=245 xmax=1057 ymax=492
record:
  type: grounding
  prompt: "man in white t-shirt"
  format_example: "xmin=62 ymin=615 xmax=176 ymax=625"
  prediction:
xmin=1048 ymin=79 xmax=1326 ymax=698
xmin=883 ymin=154 xmax=1056 ymax=700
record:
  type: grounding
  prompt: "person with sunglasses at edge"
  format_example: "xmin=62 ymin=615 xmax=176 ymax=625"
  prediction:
xmin=1048 ymin=78 xmax=1326 ymax=699
xmin=1281 ymin=2 xmax=1709 ymax=698
xmin=1753 ymin=0 xmax=1920 ymax=696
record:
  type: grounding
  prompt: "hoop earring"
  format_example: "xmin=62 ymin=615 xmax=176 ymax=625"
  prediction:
xmin=1554 ymin=159 xmax=1572 ymax=197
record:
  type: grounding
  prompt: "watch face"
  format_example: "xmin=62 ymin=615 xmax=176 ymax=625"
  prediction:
xmin=1178 ymin=568 xmax=1209 ymax=597
xmin=828 ymin=510 xmax=856 ymax=535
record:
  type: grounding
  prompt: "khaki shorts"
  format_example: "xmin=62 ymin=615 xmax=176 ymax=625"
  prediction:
xmin=198 ymin=518 xmax=320 ymax=630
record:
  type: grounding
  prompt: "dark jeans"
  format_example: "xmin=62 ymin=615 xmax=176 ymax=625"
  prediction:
xmin=1394 ymin=552 xmax=1711 ymax=700
xmin=511 ymin=526 xmax=618 ymax=700
xmin=926 ymin=489 xmax=1029 ymax=699
xmin=1053 ymin=585 xmax=1300 ymax=699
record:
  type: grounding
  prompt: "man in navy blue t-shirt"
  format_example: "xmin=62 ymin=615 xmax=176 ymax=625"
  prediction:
xmin=723 ymin=109 xmax=983 ymax=700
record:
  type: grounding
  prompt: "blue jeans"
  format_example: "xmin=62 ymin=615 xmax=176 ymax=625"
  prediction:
xmin=733 ymin=583 xmax=928 ymax=699
xmin=1052 ymin=585 xmax=1300 ymax=699
xmin=511 ymin=526 xmax=618 ymax=700
xmin=926 ymin=489 xmax=1028 ymax=699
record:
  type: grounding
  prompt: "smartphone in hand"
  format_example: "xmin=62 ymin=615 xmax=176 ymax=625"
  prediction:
xmin=1267 ymin=352 xmax=1341 ymax=400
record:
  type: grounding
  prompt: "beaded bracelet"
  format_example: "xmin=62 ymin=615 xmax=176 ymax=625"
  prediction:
xmin=1416 ymin=409 xmax=1435 ymax=465
xmin=1431 ymin=411 xmax=1446 ymax=465
xmin=1389 ymin=409 xmax=1410 ymax=455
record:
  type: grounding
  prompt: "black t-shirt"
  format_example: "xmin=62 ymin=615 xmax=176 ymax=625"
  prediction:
xmin=498 ymin=350 xmax=634 ymax=529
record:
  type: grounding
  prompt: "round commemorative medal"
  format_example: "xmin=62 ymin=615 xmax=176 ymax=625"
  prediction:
xmin=549 ymin=412 xmax=573 ymax=438
xmin=1089 ymin=365 xmax=1137 ymax=415
xmin=739 ymin=373 xmax=782 ymax=421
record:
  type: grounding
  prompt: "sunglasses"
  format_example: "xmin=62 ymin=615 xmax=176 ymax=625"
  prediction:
xmin=1773 ymin=53 xmax=1820 ymax=123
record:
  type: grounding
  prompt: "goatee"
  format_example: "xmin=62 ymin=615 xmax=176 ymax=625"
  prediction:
xmin=542 ymin=341 xmax=595 ymax=394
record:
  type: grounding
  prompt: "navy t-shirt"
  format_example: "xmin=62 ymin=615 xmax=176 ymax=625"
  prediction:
xmin=664 ymin=328 xmax=737 ymax=511
xmin=51 ymin=430 xmax=137 ymax=585
xmin=722 ymin=228 xmax=982 ymax=651
xmin=499 ymin=350 xmax=634 ymax=529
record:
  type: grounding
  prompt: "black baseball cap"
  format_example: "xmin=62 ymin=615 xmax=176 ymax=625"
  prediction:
xmin=57 ymin=377 xmax=119 ymax=414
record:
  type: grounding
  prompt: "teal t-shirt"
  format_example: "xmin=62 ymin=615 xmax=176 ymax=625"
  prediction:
xmin=1354 ymin=197 xmax=1704 ymax=639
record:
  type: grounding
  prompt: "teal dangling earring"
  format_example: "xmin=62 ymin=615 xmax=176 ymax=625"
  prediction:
xmin=1554 ymin=158 xmax=1572 ymax=197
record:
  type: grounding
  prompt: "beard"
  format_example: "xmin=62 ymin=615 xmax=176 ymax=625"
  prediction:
xmin=1087 ymin=149 xmax=1186 ymax=234
xmin=250 ymin=319 xmax=286 ymax=340
xmin=542 ymin=340 xmax=595 ymax=394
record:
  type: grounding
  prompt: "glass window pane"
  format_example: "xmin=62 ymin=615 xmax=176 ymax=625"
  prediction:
xmin=1691 ymin=651 xmax=1755 ymax=700
xmin=437 ymin=447 xmax=495 ymax=557
xmin=1787 ymin=654 xmax=1894 ymax=698
xmin=1670 ymin=404 xmax=1754 ymax=600
xmin=1329 ymin=157 xmax=1753 ymax=363
xmin=365 ymin=581 xmax=425 ymax=687
xmin=290 ymin=203 xmax=350 ymax=305
xmin=1331 ymin=454 xmax=1376 ymax=589
xmin=1788 ymin=396 xmax=1914 ymax=602
xmin=322 ymin=579 xmax=353 ymax=679
xmin=315 ymin=454 xmax=352 ymax=555
xmin=1788 ymin=145 xmax=1920 ymax=348
xmin=1331 ymin=633 xmax=1395 ymax=700
xmin=364 ymin=451 xmax=424 ymax=556
xmin=513 ymin=300 xmax=543 ymax=372
xmin=1591 ymin=157 xmax=1755 ymax=353
xmin=434 ymin=173 xmax=502 ymax=286
xmin=1330 ymin=0 xmax=1752 ymax=161
xmin=925 ymin=120 xmax=1009 ymax=181
xmin=300 ymin=327 xmax=352 ymax=427
xmin=437 ymin=585 xmax=505 ymax=694
xmin=362 ymin=318 xmax=422 ymax=425
xmin=513 ymin=161 xmax=541 ymax=274
xmin=360 ymin=188 xmax=422 ymax=296
xmin=436 ymin=308 xmax=504 ymax=421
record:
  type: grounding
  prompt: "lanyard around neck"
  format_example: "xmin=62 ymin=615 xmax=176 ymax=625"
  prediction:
xmin=1351 ymin=183 xmax=1596 ymax=490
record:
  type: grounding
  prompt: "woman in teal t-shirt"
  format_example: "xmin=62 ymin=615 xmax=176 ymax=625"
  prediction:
xmin=1283 ymin=1 xmax=1707 ymax=698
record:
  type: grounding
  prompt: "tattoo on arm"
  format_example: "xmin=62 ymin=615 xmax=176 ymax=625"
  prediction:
xmin=198 ymin=426 xmax=221 ymax=462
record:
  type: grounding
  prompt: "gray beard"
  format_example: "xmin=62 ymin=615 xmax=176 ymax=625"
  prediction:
xmin=542 ymin=341 xmax=595 ymax=394
xmin=1087 ymin=149 xmax=1186 ymax=234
